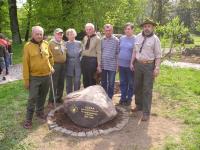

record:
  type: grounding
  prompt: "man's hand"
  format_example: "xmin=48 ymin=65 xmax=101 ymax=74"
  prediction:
xmin=116 ymin=65 xmax=119 ymax=73
xmin=51 ymin=68 xmax=55 ymax=74
xmin=130 ymin=63 xmax=135 ymax=71
xmin=97 ymin=65 xmax=102 ymax=73
xmin=24 ymin=83 xmax=29 ymax=90
xmin=153 ymin=67 xmax=160 ymax=78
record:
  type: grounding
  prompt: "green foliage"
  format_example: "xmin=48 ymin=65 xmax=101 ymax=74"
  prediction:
xmin=196 ymin=22 xmax=200 ymax=33
xmin=17 ymin=0 xmax=147 ymax=36
xmin=0 ymin=0 xmax=11 ymax=37
xmin=156 ymin=17 xmax=192 ymax=48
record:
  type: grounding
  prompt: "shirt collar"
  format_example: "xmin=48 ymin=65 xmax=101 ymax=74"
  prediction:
xmin=103 ymin=35 xmax=114 ymax=40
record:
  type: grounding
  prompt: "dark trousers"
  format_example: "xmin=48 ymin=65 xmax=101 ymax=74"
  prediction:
xmin=119 ymin=66 xmax=134 ymax=102
xmin=134 ymin=61 xmax=154 ymax=115
xmin=48 ymin=63 xmax=65 ymax=103
xmin=101 ymin=69 xmax=116 ymax=99
xmin=81 ymin=56 xmax=97 ymax=88
xmin=26 ymin=75 xmax=50 ymax=121
xmin=66 ymin=75 xmax=81 ymax=94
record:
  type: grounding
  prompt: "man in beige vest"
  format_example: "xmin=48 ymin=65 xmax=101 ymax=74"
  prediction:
xmin=48 ymin=28 xmax=66 ymax=108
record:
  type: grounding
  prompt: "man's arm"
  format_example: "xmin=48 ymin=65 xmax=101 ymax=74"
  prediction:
xmin=130 ymin=48 xmax=136 ymax=71
xmin=22 ymin=45 xmax=30 ymax=89
xmin=96 ymin=37 xmax=102 ymax=73
xmin=153 ymin=37 xmax=162 ymax=77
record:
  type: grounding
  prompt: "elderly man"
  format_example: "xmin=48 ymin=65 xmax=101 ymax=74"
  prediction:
xmin=81 ymin=23 xmax=101 ymax=88
xmin=101 ymin=24 xmax=119 ymax=99
xmin=48 ymin=28 xmax=66 ymax=108
xmin=23 ymin=26 xmax=54 ymax=129
xmin=130 ymin=19 xmax=162 ymax=121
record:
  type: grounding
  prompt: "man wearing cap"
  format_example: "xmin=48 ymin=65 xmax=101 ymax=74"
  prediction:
xmin=48 ymin=28 xmax=67 ymax=108
xmin=130 ymin=19 xmax=162 ymax=121
xmin=23 ymin=26 xmax=54 ymax=129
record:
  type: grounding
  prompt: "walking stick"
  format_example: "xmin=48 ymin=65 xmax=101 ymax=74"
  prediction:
xmin=50 ymin=74 xmax=56 ymax=108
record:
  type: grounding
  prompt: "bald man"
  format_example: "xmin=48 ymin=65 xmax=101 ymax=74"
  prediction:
xmin=23 ymin=26 xmax=54 ymax=129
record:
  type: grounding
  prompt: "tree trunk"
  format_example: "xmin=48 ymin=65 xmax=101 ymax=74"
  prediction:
xmin=24 ymin=0 xmax=32 ymax=41
xmin=0 ymin=1 xmax=4 ymax=32
xmin=157 ymin=0 xmax=163 ymax=24
xmin=7 ymin=0 xmax=21 ymax=44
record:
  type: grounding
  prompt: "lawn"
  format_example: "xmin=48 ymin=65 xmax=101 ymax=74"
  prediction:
xmin=12 ymin=43 xmax=24 ymax=64
xmin=154 ymin=66 xmax=200 ymax=149
xmin=0 ymin=67 xmax=199 ymax=149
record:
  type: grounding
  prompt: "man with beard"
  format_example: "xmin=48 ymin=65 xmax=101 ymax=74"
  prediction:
xmin=130 ymin=19 xmax=162 ymax=121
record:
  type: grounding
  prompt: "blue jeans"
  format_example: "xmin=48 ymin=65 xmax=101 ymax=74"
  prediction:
xmin=101 ymin=69 xmax=116 ymax=99
xmin=119 ymin=66 xmax=134 ymax=102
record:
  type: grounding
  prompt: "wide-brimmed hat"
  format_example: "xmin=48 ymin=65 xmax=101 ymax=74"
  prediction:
xmin=140 ymin=18 xmax=157 ymax=27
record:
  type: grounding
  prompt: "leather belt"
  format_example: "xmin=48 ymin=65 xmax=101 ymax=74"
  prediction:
xmin=136 ymin=59 xmax=154 ymax=64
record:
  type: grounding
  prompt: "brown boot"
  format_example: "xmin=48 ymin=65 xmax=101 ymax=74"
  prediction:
xmin=47 ymin=102 xmax=54 ymax=109
xmin=23 ymin=120 xmax=32 ymax=129
xmin=141 ymin=114 xmax=150 ymax=121
xmin=36 ymin=112 xmax=46 ymax=120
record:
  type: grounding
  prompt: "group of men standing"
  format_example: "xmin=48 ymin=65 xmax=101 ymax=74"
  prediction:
xmin=22 ymin=18 xmax=161 ymax=129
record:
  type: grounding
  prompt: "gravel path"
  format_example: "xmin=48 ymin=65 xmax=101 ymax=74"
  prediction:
xmin=162 ymin=60 xmax=200 ymax=70
xmin=0 ymin=64 xmax=22 ymax=85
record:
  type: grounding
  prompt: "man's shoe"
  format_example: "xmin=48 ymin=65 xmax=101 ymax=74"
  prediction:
xmin=2 ymin=76 xmax=6 ymax=80
xmin=117 ymin=100 xmax=126 ymax=106
xmin=124 ymin=101 xmax=132 ymax=106
xmin=36 ymin=112 xmax=46 ymax=120
xmin=131 ymin=107 xmax=142 ymax=112
xmin=47 ymin=102 xmax=54 ymax=108
xmin=23 ymin=120 xmax=32 ymax=129
xmin=141 ymin=114 xmax=150 ymax=121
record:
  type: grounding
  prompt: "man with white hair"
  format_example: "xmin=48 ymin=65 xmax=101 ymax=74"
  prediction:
xmin=81 ymin=23 xmax=101 ymax=88
xmin=23 ymin=26 xmax=54 ymax=129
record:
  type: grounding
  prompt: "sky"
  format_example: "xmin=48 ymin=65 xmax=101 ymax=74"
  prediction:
xmin=17 ymin=0 xmax=26 ymax=8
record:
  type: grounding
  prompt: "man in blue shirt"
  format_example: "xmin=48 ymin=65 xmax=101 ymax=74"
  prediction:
xmin=118 ymin=23 xmax=135 ymax=106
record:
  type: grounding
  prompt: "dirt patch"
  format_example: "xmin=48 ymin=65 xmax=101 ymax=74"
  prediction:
xmin=173 ymin=55 xmax=200 ymax=64
xmin=20 ymin=94 xmax=184 ymax=150
xmin=54 ymin=107 xmax=124 ymax=132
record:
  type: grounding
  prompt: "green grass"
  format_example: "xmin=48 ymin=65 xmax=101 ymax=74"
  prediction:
xmin=12 ymin=43 xmax=24 ymax=64
xmin=0 ymin=81 xmax=35 ymax=150
xmin=154 ymin=66 xmax=200 ymax=149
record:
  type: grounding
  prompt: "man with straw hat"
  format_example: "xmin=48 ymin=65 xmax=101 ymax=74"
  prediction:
xmin=130 ymin=18 xmax=162 ymax=121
